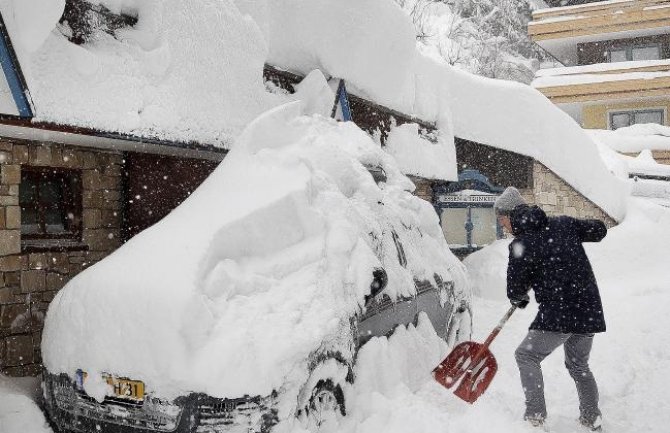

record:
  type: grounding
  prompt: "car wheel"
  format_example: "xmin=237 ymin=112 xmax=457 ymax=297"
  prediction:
xmin=445 ymin=303 xmax=472 ymax=347
xmin=303 ymin=379 xmax=345 ymax=431
xmin=297 ymin=358 xmax=350 ymax=432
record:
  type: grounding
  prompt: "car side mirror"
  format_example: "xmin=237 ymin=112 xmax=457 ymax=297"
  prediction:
xmin=369 ymin=268 xmax=387 ymax=298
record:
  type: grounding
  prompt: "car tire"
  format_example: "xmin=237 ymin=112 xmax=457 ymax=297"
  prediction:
xmin=297 ymin=358 xmax=351 ymax=432
xmin=445 ymin=303 xmax=472 ymax=348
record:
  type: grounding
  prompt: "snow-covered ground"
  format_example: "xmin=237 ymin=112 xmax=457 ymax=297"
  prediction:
xmin=3 ymin=199 xmax=668 ymax=433
xmin=0 ymin=375 xmax=51 ymax=433
xmin=336 ymin=200 xmax=670 ymax=433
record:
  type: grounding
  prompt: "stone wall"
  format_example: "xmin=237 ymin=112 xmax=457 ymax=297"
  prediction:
xmin=652 ymin=150 xmax=670 ymax=166
xmin=531 ymin=162 xmax=616 ymax=227
xmin=408 ymin=176 xmax=434 ymax=203
xmin=0 ymin=139 xmax=123 ymax=376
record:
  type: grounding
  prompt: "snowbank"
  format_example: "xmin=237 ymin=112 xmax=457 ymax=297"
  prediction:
xmin=2 ymin=0 xmax=627 ymax=217
xmin=0 ymin=375 xmax=52 ymax=433
xmin=628 ymin=150 xmax=670 ymax=177
xmin=462 ymin=238 xmax=511 ymax=301
xmin=587 ymin=124 xmax=670 ymax=153
xmin=464 ymin=197 xmax=670 ymax=309
xmin=458 ymin=198 xmax=670 ymax=432
xmin=41 ymin=103 xmax=466 ymax=401
xmin=385 ymin=123 xmax=457 ymax=181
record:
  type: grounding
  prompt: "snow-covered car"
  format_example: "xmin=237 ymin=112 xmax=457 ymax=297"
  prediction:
xmin=41 ymin=104 xmax=472 ymax=433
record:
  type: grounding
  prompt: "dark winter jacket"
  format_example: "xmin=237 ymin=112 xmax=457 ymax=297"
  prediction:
xmin=507 ymin=205 xmax=607 ymax=334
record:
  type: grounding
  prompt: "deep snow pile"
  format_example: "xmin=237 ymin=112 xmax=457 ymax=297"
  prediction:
xmin=0 ymin=375 xmax=51 ymax=433
xmin=41 ymin=102 xmax=467 ymax=404
xmin=587 ymin=124 xmax=670 ymax=154
xmin=2 ymin=0 xmax=627 ymax=217
xmin=0 ymin=0 xmax=285 ymax=146
xmin=12 ymin=200 xmax=670 ymax=433
xmin=459 ymin=198 xmax=670 ymax=433
xmin=588 ymin=127 xmax=670 ymax=207
xmin=262 ymin=0 xmax=627 ymax=220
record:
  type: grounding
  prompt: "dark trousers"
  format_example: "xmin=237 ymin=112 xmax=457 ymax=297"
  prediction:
xmin=514 ymin=330 xmax=601 ymax=422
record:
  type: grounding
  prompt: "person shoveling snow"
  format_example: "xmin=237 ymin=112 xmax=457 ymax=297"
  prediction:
xmin=494 ymin=187 xmax=607 ymax=431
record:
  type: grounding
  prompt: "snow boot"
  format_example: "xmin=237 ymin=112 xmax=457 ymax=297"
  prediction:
xmin=524 ymin=415 xmax=547 ymax=430
xmin=579 ymin=415 xmax=603 ymax=432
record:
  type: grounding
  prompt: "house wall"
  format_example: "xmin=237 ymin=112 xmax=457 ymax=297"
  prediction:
xmin=650 ymin=150 xmax=670 ymax=165
xmin=582 ymin=98 xmax=670 ymax=129
xmin=455 ymin=139 xmax=534 ymax=189
xmin=0 ymin=139 xmax=123 ymax=376
xmin=531 ymin=161 xmax=616 ymax=226
xmin=122 ymin=152 xmax=220 ymax=241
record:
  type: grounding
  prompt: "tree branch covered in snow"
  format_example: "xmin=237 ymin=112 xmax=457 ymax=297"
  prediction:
xmin=395 ymin=0 xmax=552 ymax=83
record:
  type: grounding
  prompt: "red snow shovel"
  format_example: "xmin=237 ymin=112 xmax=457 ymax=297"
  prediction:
xmin=432 ymin=306 xmax=517 ymax=404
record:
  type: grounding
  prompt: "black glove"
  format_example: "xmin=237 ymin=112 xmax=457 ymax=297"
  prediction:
xmin=510 ymin=294 xmax=530 ymax=309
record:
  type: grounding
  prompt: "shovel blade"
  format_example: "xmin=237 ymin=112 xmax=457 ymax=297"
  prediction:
xmin=432 ymin=341 xmax=482 ymax=389
xmin=453 ymin=351 xmax=498 ymax=404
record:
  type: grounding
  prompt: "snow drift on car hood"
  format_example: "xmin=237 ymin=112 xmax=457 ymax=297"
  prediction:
xmin=41 ymin=102 xmax=468 ymax=400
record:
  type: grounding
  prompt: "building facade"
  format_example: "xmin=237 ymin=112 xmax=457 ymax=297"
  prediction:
xmin=529 ymin=0 xmax=670 ymax=145
xmin=0 ymin=4 xmax=616 ymax=376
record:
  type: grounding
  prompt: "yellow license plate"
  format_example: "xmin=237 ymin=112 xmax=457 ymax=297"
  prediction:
xmin=79 ymin=371 xmax=145 ymax=402
xmin=104 ymin=375 xmax=145 ymax=402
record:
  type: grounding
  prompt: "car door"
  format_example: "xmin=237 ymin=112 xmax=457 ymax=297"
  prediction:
xmin=357 ymin=228 xmax=417 ymax=345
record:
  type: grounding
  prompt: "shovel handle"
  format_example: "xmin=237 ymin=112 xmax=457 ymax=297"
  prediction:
xmin=482 ymin=305 xmax=517 ymax=349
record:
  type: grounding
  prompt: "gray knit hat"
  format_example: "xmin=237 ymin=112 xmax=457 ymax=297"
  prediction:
xmin=494 ymin=187 xmax=526 ymax=215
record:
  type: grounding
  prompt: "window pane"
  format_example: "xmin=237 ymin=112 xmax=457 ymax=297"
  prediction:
xmin=470 ymin=207 xmax=498 ymax=247
xmin=611 ymin=112 xmax=631 ymax=129
xmin=45 ymin=209 xmax=65 ymax=233
xmin=609 ymin=48 xmax=628 ymax=63
xmin=441 ymin=208 xmax=469 ymax=247
xmin=632 ymin=45 xmax=660 ymax=61
xmin=21 ymin=208 xmax=40 ymax=234
xmin=19 ymin=178 xmax=37 ymax=205
xmin=634 ymin=110 xmax=663 ymax=125
xmin=19 ymin=169 xmax=81 ymax=239
xmin=40 ymin=181 xmax=64 ymax=204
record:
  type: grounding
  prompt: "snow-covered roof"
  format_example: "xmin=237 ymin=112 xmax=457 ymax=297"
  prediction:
xmin=533 ymin=70 xmax=670 ymax=87
xmin=0 ymin=0 xmax=628 ymax=219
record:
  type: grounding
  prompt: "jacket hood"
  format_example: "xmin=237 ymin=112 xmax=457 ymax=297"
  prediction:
xmin=511 ymin=204 xmax=548 ymax=236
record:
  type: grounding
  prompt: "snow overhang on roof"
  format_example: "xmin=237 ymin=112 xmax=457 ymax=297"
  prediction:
xmin=529 ymin=0 xmax=670 ymax=66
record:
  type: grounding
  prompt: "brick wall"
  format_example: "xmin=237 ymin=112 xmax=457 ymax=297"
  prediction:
xmin=0 ymin=139 xmax=123 ymax=376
